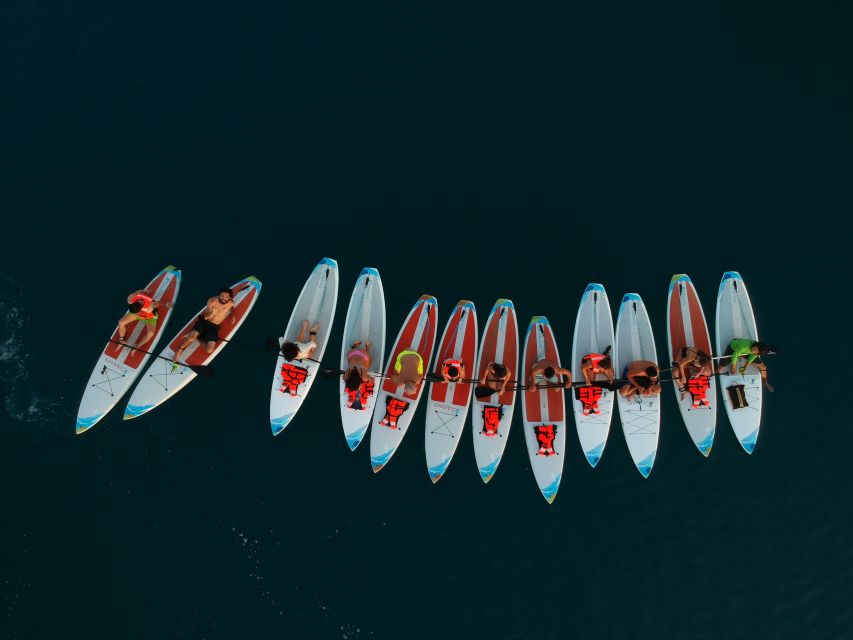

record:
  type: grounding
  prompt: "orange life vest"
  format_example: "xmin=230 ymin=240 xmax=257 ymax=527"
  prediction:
xmin=686 ymin=376 xmax=711 ymax=409
xmin=131 ymin=293 xmax=156 ymax=319
xmin=441 ymin=358 xmax=464 ymax=380
xmin=577 ymin=385 xmax=603 ymax=416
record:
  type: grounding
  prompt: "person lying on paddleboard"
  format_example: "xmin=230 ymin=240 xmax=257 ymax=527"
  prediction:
xmin=439 ymin=358 xmax=466 ymax=383
xmin=343 ymin=340 xmax=373 ymax=391
xmin=173 ymin=287 xmax=236 ymax=361
xmin=117 ymin=288 xmax=173 ymax=346
xmin=672 ymin=347 xmax=714 ymax=399
xmin=580 ymin=346 xmax=615 ymax=386
xmin=620 ymin=361 xmax=662 ymax=399
xmin=280 ymin=320 xmax=320 ymax=361
xmin=475 ymin=362 xmax=511 ymax=398
xmin=528 ymin=359 xmax=572 ymax=392
xmin=390 ymin=350 xmax=424 ymax=395
xmin=716 ymin=339 xmax=776 ymax=392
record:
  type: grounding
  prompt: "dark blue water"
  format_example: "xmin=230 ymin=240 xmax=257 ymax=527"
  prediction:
xmin=2 ymin=2 xmax=851 ymax=638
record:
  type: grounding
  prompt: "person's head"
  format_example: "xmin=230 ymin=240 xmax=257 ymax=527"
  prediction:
xmin=695 ymin=351 xmax=711 ymax=366
xmin=128 ymin=301 xmax=144 ymax=314
xmin=344 ymin=367 xmax=362 ymax=391
xmin=752 ymin=342 xmax=776 ymax=356
xmin=218 ymin=287 xmax=233 ymax=304
xmin=544 ymin=366 xmax=556 ymax=379
xmin=645 ymin=366 xmax=659 ymax=379
xmin=404 ymin=381 xmax=417 ymax=394
xmin=600 ymin=356 xmax=612 ymax=368
xmin=280 ymin=341 xmax=300 ymax=360
xmin=446 ymin=365 xmax=460 ymax=380
xmin=490 ymin=363 xmax=507 ymax=378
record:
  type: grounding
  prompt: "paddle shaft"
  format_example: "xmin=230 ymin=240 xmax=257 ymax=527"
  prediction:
xmin=108 ymin=339 xmax=211 ymax=375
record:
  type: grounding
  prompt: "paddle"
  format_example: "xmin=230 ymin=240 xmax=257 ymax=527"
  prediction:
xmin=108 ymin=340 xmax=213 ymax=378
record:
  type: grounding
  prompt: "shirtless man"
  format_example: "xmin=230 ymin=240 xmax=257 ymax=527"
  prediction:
xmin=619 ymin=360 xmax=662 ymax=399
xmin=390 ymin=350 xmax=425 ymax=395
xmin=173 ymin=287 xmax=237 ymax=361
xmin=528 ymin=358 xmax=572 ymax=392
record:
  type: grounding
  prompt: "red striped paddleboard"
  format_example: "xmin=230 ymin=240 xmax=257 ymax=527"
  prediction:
xmin=424 ymin=300 xmax=478 ymax=482
xmin=76 ymin=266 xmax=181 ymax=433
xmin=369 ymin=295 xmax=438 ymax=473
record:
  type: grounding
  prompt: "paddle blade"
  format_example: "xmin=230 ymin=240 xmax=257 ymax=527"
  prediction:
xmin=475 ymin=385 xmax=497 ymax=399
xmin=190 ymin=364 xmax=214 ymax=378
xmin=319 ymin=368 xmax=343 ymax=379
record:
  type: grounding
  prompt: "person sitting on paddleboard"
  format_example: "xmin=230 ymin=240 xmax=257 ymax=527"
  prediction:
xmin=343 ymin=340 xmax=373 ymax=390
xmin=440 ymin=358 xmax=466 ymax=383
xmin=117 ymin=288 xmax=172 ymax=346
xmin=580 ymin=346 xmax=615 ymax=386
xmin=475 ymin=362 xmax=511 ymax=398
xmin=716 ymin=339 xmax=776 ymax=392
xmin=620 ymin=361 xmax=662 ymax=399
xmin=528 ymin=359 xmax=572 ymax=392
xmin=672 ymin=347 xmax=714 ymax=399
xmin=173 ymin=287 xmax=236 ymax=361
xmin=390 ymin=350 xmax=424 ymax=395
xmin=280 ymin=320 xmax=320 ymax=361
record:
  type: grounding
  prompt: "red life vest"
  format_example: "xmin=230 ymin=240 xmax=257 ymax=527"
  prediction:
xmin=441 ymin=358 xmax=464 ymax=380
xmin=577 ymin=385 xmax=603 ymax=416
xmin=131 ymin=293 xmax=156 ymax=319
xmin=346 ymin=379 xmax=376 ymax=410
xmin=280 ymin=363 xmax=309 ymax=397
xmin=534 ymin=424 xmax=558 ymax=456
xmin=686 ymin=376 xmax=711 ymax=409
xmin=481 ymin=405 xmax=503 ymax=436
xmin=379 ymin=397 xmax=410 ymax=429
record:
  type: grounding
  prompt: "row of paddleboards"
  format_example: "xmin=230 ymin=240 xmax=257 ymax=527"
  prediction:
xmin=77 ymin=262 xmax=767 ymax=504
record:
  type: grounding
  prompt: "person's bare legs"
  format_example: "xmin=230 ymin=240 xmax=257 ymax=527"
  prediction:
xmin=117 ymin=314 xmax=137 ymax=342
xmin=142 ymin=321 xmax=156 ymax=345
xmin=173 ymin=330 xmax=199 ymax=361
xmin=205 ymin=340 xmax=216 ymax=355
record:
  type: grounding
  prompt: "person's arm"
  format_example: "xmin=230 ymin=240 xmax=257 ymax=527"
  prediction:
xmin=126 ymin=289 xmax=143 ymax=304
xmin=560 ymin=368 xmax=572 ymax=388
xmin=498 ymin=367 xmax=510 ymax=394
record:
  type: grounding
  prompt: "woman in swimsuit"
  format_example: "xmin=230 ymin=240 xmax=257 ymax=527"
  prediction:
xmin=580 ymin=345 xmax=615 ymax=386
xmin=390 ymin=350 xmax=424 ymax=395
xmin=343 ymin=340 xmax=373 ymax=391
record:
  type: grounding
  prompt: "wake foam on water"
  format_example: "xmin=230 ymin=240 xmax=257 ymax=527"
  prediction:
xmin=0 ymin=275 xmax=65 ymax=435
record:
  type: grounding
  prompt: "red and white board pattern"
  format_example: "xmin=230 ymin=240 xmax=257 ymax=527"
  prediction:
xmin=124 ymin=277 xmax=262 ymax=420
xmin=667 ymin=274 xmax=716 ymax=457
xmin=369 ymin=295 xmax=438 ymax=473
xmin=76 ymin=266 xmax=181 ymax=433
xmin=471 ymin=299 xmax=518 ymax=483
xmin=521 ymin=316 xmax=566 ymax=504
xmin=424 ymin=301 xmax=477 ymax=483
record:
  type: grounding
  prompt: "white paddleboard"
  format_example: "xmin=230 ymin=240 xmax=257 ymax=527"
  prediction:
xmin=715 ymin=271 xmax=763 ymax=454
xmin=667 ymin=274 xmax=716 ymax=456
xmin=338 ymin=267 xmax=386 ymax=451
xmin=124 ymin=277 xmax=262 ymax=420
xmin=614 ymin=294 xmax=661 ymax=478
xmin=369 ymin=295 xmax=438 ymax=473
xmin=76 ymin=266 xmax=181 ymax=433
xmin=270 ymin=258 xmax=339 ymax=435
xmin=424 ymin=300 xmax=478 ymax=483
xmin=570 ymin=283 xmax=615 ymax=467
xmin=521 ymin=316 xmax=567 ymax=504
xmin=471 ymin=299 xmax=518 ymax=483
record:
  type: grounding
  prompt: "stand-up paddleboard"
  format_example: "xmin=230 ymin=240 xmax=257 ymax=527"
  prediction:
xmin=124 ymin=277 xmax=262 ymax=419
xmin=471 ymin=299 xmax=518 ymax=483
xmin=667 ymin=274 xmax=717 ymax=456
xmin=369 ymin=295 xmax=438 ymax=473
xmin=521 ymin=317 xmax=567 ymax=504
xmin=715 ymin=271 xmax=763 ymax=454
xmin=270 ymin=258 xmax=339 ymax=435
xmin=614 ymin=294 xmax=661 ymax=478
xmin=570 ymin=283 xmax=615 ymax=467
xmin=424 ymin=301 xmax=478 ymax=483
xmin=76 ymin=266 xmax=181 ymax=433
xmin=338 ymin=267 xmax=385 ymax=451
